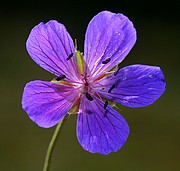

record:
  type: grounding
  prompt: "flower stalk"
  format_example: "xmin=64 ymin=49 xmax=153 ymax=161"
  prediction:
xmin=43 ymin=118 xmax=65 ymax=171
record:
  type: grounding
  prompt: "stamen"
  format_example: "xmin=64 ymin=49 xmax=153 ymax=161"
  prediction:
xmin=56 ymin=74 xmax=66 ymax=81
xmin=108 ymin=84 xmax=115 ymax=93
xmin=85 ymin=93 xmax=93 ymax=101
xmin=104 ymin=100 xmax=108 ymax=109
xmin=102 ymin=58 xmax=111 ymax=64
xmin=114 ymin=66 xmax=120 ymax=76
xmin=82 ymin=77 xmax=88 ymax=86
xmin=66 ymin=53 xmax=73 ymax=60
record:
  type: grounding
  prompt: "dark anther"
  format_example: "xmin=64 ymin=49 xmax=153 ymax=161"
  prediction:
xmin=104 ymin=100 xmax=108 ymax=110
xmin=66 ymin=53 xmax=73 ymax=60
xmin=108 ymin=84 xmax=115 ymax=93
xmin=85 ymin=93 xmax=93 ymax=101
xmin=86 ymin=109 xmax=93 ymax=115
xmin=102 ymin=58 xmax=111 ymax=64
xmin=56 ymin=74 xmax=66 ymax=81
xmin=114 ymin=66 xmax=120 ymax=76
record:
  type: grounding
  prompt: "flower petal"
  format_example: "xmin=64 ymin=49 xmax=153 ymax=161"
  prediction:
xmin=77 ymin=95 xmax=129 ymax=155
xmin=22 ymin=80 xmax=79 ymax=128
xmin=26 ymin=20 xmax=80 ymax=82
xmin=84 ymin=11 xmax=136 ymax=78
xmin=94 ymin=64 xmax=166 ymax=108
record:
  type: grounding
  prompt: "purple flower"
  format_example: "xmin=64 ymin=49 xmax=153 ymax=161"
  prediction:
xmin=22 ymin=11 xmax=166 ymax=155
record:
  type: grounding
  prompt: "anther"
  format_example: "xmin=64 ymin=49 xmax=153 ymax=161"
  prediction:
xmin=85 ymin=93 xmax=93 ymax=101
xmin=108 ymin=84 xmax=115 ymax=93
xmin=66 ymin=53 xmax=73 ymax=60
xmin=102 ymin=58 xmax=111 ymax=64
xmin=114 ymin=66 xmax=120 ymax=76
xmin=56 ymin=74 xmax=66 ymax=81
xmin=104 ymin=100 xmax=108 ymax=110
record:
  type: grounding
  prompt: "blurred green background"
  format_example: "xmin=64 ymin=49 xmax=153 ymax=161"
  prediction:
xmin=0 ymin=0 xmax=180 ymax=171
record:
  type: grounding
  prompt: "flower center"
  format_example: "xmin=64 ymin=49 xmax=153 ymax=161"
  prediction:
xmin=50 ymin=48 xmax=118 ymax=114
xmin=81 ymin=76 xmax=92 ymax=96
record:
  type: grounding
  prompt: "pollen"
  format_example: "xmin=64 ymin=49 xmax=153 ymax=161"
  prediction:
xmin=102 ymin=58 xmax=111 ymax=64
xmin=85 ymin=92 xmax=93 ymax=101
xmin=56 ymin=74 xmax=66 ymax=81
xmin=66 ymin=53 xmax=74 ymax=60
xmin=108 ymin=84 xmax=115 ymax=93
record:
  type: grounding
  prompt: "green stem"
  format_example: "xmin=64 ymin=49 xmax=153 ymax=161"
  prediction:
xmin=43 ymin=118 xmax=65 ymax=171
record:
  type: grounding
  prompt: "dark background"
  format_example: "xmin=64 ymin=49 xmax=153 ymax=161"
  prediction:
xmin=0 ymin=0 xmax=180 ymax=170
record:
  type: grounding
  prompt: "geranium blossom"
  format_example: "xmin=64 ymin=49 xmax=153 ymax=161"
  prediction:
xmin=22 ymin=11 xmax=166 ymax=155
